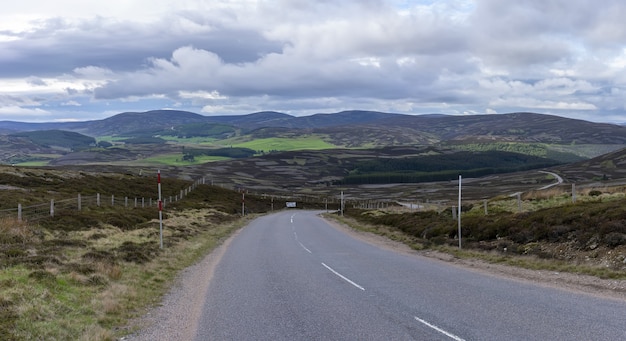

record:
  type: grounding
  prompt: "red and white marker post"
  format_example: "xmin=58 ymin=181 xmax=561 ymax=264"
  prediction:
xmin=158 ymin=170 xmax=164 ymax=249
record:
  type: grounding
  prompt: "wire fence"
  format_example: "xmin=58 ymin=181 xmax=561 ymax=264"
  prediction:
xmin=5 ymin=173 xmax=620 ymax=223
xmin=0 ymin=177 xmax=207 ymax=223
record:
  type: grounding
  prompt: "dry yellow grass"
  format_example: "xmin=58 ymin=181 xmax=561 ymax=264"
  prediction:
xmin=0 ymin=217 xmax=37 ymax=244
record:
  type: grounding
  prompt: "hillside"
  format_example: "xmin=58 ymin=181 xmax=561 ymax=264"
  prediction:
xmin=158 ymin=146 xmax=554 ymax=199
xmin=376 ymin=112 xmax=626 ymax=144
xmin=555 ymin=147 xmax=626 ymax=183
xmin=9 ymin=130 xmax=95 ymax=149
xmin=0 ymin=130 xmax=96 ymax=164
xmin=203 ymin=111 xmax=294 ymax=130
xmin=340 ymin=150 xmax=562 ymax=185
xmin=1 ymin=110 xmax=625 ymax=174
xmin=2 ymin=110 xmax=625 ymax=146
xmin=0 ymin=163 xmax=623 ymax=340
xmin=79 ymin=110 xmax=209 ymax=136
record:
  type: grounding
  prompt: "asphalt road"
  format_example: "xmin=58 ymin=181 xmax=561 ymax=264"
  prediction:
xmin=195 ymin=211 xmax=626 ymax=340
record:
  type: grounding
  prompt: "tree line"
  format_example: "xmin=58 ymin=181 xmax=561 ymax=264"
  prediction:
xmin=337 ymin=151 xmax=562 ymax=185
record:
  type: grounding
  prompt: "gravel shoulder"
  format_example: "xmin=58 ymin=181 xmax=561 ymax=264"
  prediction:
xmin=121 ymin=229 xmax=242 ymax=341
xmin=121 ymin=213 xmax=626 ymax=340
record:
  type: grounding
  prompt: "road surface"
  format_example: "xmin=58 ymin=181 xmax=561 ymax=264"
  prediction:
xmin=194 ymin=211 xmax=626 ymax=340
xmin=538 ymin=170 xmax=564 ymax=190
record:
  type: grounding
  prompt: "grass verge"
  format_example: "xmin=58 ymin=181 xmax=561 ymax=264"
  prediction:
xmin=324 ymin=212 xmax=626 ymax=281
xmin=0 ymin=209 xmax=251 ymax=340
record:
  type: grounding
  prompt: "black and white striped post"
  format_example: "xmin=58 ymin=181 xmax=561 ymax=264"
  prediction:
xmin=158 ymin=170 xmax=164 ymax=249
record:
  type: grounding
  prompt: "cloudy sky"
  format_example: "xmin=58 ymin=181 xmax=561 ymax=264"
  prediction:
xmin=1 ymin=0 xmax=626 ymax=123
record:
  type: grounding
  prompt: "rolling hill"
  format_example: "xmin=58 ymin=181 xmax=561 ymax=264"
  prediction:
xmin=555 ymin=146 xmax=626 ymax=183
xmin=132 ymin=110 xmax=626 ymax=145
xmin=2 ymin=110 xmax=625 ymax=146
xmin=374 ymin=112 xmax=626 ymax=144
xmin=9 ymin=130 xmax=95 ymax=149
xmin=1 ymin=110 xmax=626 ymax=174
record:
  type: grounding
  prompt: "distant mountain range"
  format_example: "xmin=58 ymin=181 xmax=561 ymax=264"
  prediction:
xmin=2 ymin=109 xmax=624 ymax=193
xmin=1 ymin=110 xmax=625 ymax=145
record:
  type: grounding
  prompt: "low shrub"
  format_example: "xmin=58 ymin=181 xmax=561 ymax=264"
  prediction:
xmin=345 ymin=197 xmax=626 ymax=249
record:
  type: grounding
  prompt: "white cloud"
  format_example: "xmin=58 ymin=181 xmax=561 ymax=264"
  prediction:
xmin=489 ymin=97 xmax=597 ymax=111
xmin=179 ymin=90 xmax=228 ymax=100
xmin=1 ymin=0 xmax=626 ymax=123
xmin=73 ymin=66 xmax=114 ymax=79
xmin=0 ymin=105 xmax=51 ymax=117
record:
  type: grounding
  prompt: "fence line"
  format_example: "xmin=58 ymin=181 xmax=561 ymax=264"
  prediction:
xmin=6 ymin=175 xmax=612 ymax=223
xmin=0 ymin=177 xmax=208 ymax=223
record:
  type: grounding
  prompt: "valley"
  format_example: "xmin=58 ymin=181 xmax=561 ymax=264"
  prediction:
xmin=1 ymin=110 xmax=625 ymax=200
xmin=0 ymin=110 xmax=625 ymax=339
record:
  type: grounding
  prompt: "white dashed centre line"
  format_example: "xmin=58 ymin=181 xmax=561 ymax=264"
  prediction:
xmin=321 ymin=263 xmax=365 ymax=291
xmin=298 ymin=241 xmax=312 ymax=253
xmin=414 ymin=316 xmax=466 ymax=341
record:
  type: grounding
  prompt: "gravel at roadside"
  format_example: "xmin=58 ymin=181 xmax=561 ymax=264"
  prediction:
xmin=120 ymin=230 xmax=239 ymax=341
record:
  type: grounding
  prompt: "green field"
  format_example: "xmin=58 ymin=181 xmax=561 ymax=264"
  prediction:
xmin=12 ymin=154 xmax=62 ymax=167
xmin=13 ymin=161 xmax=50 ymax=167
xmin=228 ymin=136 xmax=338 ymax=151
xmin=134 ymin=153 xmax=230 ymax=166
xmin=96 ymin=136 xmax=127 ymax=143
xmin=159 ymin=135 xmax=219 ymax=145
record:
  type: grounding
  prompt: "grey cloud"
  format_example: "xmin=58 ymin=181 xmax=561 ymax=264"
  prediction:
xmin=26 ymin=76 xmax=47 ymax=86
xmin=0 ymin=95 xmax=40 ymax=106
xmin=4 ymin=1 xmax=626 ymax=124
xmin=470 ymin=0 xmax=626 ymax=58
xmin=0 ymin=14 xmax=282 ymax=78
xmin=93 ymin=43 xmax=477 ymax=105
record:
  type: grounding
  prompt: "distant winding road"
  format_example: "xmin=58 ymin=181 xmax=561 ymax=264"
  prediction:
xmin=193 ymin=211 xmax=626 ymax=340
xmin=538 ymin=170 xmax=564 ymax=190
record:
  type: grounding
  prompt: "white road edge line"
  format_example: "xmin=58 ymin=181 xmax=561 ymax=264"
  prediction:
xmin=321 ymin=263 xmax=365 ymax=291
xmin=414 ymin=316 xmax=466 ymax=341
